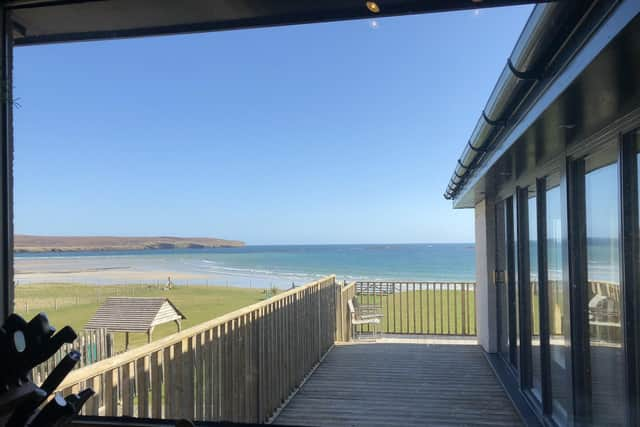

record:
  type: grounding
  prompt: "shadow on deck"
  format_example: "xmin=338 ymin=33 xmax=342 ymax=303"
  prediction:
xmin=274 ymin=337 xmax=522 ymax=426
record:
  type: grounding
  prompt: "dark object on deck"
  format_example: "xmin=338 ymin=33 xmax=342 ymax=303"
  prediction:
xmin=85 ymin=297 xmax=186 ymax=347
xmin=0 ymin=312 xmax=93 ymax=426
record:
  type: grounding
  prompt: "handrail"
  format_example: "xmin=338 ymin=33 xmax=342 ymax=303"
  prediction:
xmin=59 ymin=275 xmax=335 ymax=389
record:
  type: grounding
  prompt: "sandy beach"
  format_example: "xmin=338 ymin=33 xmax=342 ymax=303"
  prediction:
xmin=15 ymin=257 xmax=212 ymax=285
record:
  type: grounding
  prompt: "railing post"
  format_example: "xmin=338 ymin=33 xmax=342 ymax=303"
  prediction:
xmin=317 ymin=283 xmax=321 ymax=361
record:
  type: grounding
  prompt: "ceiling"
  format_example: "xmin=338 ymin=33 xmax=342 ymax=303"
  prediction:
xmin=8 ymin=0 xmax=546 ymax=45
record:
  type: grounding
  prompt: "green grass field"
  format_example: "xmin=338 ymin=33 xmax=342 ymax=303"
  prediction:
xmin=14 ymin=283 xmax=266 ymax=352
xmin=14 ymin=282 xmax=477 ymax=355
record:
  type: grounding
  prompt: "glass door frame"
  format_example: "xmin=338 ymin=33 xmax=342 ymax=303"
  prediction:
xmin=516 ymin=186 xmax=532 ymax=390
xmin=568 ymin=130 xmax=640 ymax=426
xmin=517 ymin=181 xmax=552 ymax=412
xmin=495 ymin=199 xmax=509 ymax=363
xmin=506 ymin=195 xmax=519 ymax=369
xmin=620 ymin=130 xmax=640 ymax=425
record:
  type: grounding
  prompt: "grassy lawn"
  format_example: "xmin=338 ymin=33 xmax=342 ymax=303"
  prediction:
xmin=14 ymin=283 xmax=266 ymax=352
xmin=357 ymin=289 xmax=476 ymax=335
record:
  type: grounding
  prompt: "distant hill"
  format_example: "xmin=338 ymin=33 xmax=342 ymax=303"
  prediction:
xmin=14 ymin=235 xmax=244 ymax=253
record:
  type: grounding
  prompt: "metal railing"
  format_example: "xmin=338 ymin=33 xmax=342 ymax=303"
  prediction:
xmin=355 ymin=281 xmax=476 ymax=336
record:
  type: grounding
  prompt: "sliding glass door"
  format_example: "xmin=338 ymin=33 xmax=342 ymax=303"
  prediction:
xmin=528 ymin=191 xmax=542 ymax=400
xmin=492 ymin=127 xmax=640 ymax=426
xmin=584 ymin=150 xmax=625 ymax=426
xmin=545 ymin=179 xmax=571 ymax=424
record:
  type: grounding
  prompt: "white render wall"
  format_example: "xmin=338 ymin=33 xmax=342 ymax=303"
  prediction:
xmin=474 ymin=198 xmax=498 ymax=353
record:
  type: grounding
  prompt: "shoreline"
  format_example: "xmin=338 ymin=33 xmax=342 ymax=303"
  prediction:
xmin=14 ymin=243 xmax=480 ymax=288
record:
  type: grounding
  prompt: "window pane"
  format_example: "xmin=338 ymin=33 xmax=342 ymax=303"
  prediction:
xmin=546 ymin=184 xmax=570 ymax=423
xmin=585 ymin=158 xmax=624 ymax=426
xmin=529 ymin=193 xmax=542 ymax=398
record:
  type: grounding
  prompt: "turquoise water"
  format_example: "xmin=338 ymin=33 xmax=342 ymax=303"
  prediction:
xmin=15 ymin=243 xmax=477 ymax=287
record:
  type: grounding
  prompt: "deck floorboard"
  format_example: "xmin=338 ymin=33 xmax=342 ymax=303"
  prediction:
xmin=274 ymin=341 xmax=522 ymax=426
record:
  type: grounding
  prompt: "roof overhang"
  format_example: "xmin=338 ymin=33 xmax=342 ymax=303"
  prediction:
xmin=8 ymin=0 xmax=549 ymax=46
xmin=448 ymin=0 xmax=640 ymax=208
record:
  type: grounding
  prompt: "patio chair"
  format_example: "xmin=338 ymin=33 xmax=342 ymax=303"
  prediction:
xmin=348 ymin=297 xmax=383 ymax=340
xmin=353 ymin=297 xmax=384 ymax=320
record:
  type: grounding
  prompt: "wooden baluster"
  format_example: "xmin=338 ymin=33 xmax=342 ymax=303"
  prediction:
xmin=183 ymin=337 xmax=195 ymax=419
xmin=104 ymin=368 xmax=117 ymax=416
xmin=213 ymin=325 xmax=221 ymax=421
xmin=151 ymin=350 xmax=162 ymax=418
xmin=121 ymin=362 xmax=134 ymax=416
xmin=222 ymin=321 xmax=232 ymax=421
xmin=137 ymin=355 xmax=150 ymax=418
xmin=251 ymin=310 xmax=260 ymax=423
xmin=237 ymin=315 xmax=246 ymax=423
xmin=195 ymin=332 xmax=205 ymax=420
xmin=163 ymin=345 xmax=173 ymax=418
xmin=86 ymin=375 xmax=100 ymax=416
xmin=203 ymin=328 xmax=213 ymax=421
xmin=257 ymin=308 xmax=265 ymax=422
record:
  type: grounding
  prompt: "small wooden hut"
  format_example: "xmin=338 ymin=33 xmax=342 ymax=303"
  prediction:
xmin=85 ymin=297 xmax=186 ymax=349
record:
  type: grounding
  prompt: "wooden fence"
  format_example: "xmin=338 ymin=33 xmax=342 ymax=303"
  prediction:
xmin=32 ymin=329 xmax=114 ymax=385
xmin=335 ymin=281 xmax=356 ymax=342
xmin=355 ymin=281 xmax=476 ymax=335
xmin=56 ymin=276 xmax=337 ymax=423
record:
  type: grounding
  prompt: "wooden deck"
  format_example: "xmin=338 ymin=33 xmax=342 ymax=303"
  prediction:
xmin=274 ymin=338 xmax=522 ymax=426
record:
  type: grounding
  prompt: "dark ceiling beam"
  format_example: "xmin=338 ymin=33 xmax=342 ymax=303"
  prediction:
xmin=9 ymin=0 xmax=551 ymax=46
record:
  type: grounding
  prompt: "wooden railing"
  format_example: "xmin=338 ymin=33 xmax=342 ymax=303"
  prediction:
xmin=355 ymin=281 xmax=476 ymax=336
xmin=57 ymin=276 xmax=337 ymax=423
xmin=335 ymin=281 xmax=356 ymax=342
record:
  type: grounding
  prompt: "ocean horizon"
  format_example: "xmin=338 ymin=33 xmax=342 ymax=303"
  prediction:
xmin=14 ymin=243 xmax=477 ymax=288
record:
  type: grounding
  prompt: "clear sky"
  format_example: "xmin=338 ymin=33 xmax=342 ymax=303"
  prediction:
xmin=13 ymin=5 xmax=532 ymax=245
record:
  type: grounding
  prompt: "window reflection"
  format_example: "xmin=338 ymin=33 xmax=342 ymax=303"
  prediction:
xmin=546 ymin=184 xmax=569 ymax=423
xmin=585 ymin=157 xmax=624 ymax=426
xmin=528 ymin=194 xmax=541 ymax=399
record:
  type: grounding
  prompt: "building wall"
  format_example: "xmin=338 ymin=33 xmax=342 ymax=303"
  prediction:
xmin=474 ymin=198 xmax=498 ymax=353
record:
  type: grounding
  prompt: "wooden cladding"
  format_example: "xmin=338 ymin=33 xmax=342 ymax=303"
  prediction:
xmin=57 ymin=276 xmax=337 ymax=423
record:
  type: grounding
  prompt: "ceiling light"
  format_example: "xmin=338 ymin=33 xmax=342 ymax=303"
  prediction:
xmin=366 ymin=1 xmax=380 ymax=14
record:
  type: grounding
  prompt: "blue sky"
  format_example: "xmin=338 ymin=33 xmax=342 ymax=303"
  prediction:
xmin=13 ymin=5 xmax=532 ymax=245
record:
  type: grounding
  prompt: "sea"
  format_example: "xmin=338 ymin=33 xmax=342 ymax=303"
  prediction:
xmin=14 ymin=243 xmax=477 ymax=288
